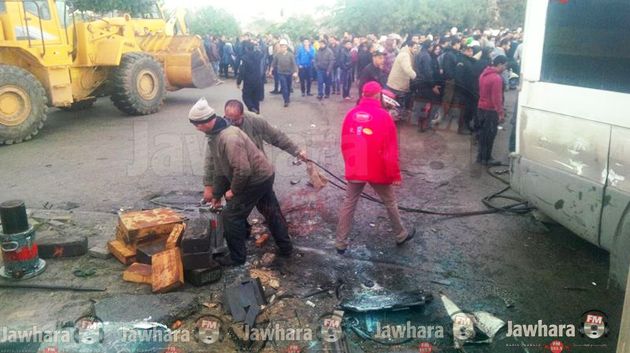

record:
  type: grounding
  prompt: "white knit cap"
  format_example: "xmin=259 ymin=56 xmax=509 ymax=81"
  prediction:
xmin=279 ymin=39 xmax=288 ymax=46
xmin=188 ymin=98 xmax=216 ymax=124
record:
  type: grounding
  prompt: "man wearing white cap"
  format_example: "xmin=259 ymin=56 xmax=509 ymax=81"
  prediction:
xmin=189 ymin=98 xmax=293 ymax=266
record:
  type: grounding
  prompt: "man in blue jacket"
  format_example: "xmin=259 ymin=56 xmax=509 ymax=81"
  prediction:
xmin=296 ymin=38 xmax=315 ymax=97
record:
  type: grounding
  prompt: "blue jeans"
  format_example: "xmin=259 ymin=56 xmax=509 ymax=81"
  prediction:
xmin=317 ymin=70 xmax=331 ymax=97
xmin=332 ymin=67 xmax=340 ymax=93
xmin=278 ymin=74 xmax=292 ymax=103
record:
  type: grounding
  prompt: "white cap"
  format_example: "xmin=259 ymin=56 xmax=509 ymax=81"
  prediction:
xmin=279 ymin=39 xmax=288 ymax=46
xmin=188 ymin=98 xmax=215 ymax=124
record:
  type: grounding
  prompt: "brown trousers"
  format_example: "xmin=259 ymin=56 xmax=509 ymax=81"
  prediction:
xmin=335 ymin=182 xmax=408 ymax=250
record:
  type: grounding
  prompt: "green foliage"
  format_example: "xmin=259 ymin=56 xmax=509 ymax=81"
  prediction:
xmin=325 ymin=0 xmax=526 ymax=35
xmin=188 ymin=6 xmax=241 ymax=38
xmin=266 ymin=15 xmax=319 ymax=41
xmin=68 ymin=0 xmax=158 ymax=15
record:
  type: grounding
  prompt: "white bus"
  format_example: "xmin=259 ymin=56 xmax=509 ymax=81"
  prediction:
xmin=512 ymin=0 xmax=630 ymax=289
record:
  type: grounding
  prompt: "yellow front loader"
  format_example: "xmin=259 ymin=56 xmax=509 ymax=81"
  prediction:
xmin=0 ymin=0 xmax=216 ymax=144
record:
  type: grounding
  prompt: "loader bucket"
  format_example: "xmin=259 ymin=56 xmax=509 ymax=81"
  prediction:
xmin=161 ymin=36 xmax=217 ymax=90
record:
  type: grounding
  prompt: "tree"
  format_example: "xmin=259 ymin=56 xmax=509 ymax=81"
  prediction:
xmin=325 ymin=0 xmax=526 ymax=35
xmin=266 ymin=15 xmax=319 ymax=41
xmin=187 ymin=6 xmax=241 ymax=38
xmin=68 ymin=0 xmax=157 ymax=14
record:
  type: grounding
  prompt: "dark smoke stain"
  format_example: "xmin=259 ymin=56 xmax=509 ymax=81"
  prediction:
xmin=603 ymin=195 xmax=612 ymax=206
xmin=578 ymin=192 xmax=583 ymax=200
xmin=554 ymin=200 xmax=565 ymax=210
xmin=429 ymin=161 xmax=445 ymax=170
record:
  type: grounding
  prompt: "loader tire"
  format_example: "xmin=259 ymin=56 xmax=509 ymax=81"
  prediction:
xmin=0 ymin=65 xmax=48 ymax=145
xmin=61 ymin=97 xmax=96 ymax=112
xmin=110 ymin=53 xmax=166 ymax=116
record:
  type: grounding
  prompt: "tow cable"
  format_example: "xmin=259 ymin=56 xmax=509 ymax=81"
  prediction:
xmin=306 ymin=159 xmax=535 ymax=217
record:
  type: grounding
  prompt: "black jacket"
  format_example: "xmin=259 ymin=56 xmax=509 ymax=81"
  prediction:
xmin=441 ymin=47 xmax=459 ymax=81
xmin=338 ymin=48 xmax=352 ymax=71
xmin=238 ymin=49 xmax=265 ymax=86
xmin=358 ymin=63 xmax=386 ymax=93
xmin=455 ymin=54 xmax=477 ymax=95
xmin=415 ymin=48 xmax=433 ymax=83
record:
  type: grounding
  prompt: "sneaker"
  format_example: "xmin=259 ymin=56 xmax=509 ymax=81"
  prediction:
xmin=336 ymin=248 xmax=346 ymax=255
xmin=307 ymin=93 xmax=313 ymax=96
xmin=317 ymin=96 xmax=323 ymax=100
xmin=270 ymin=90 xmax=280 ymax=94
xmin=344 ymin=96 xmax=352 ymax=100
xmin=396 ymin=228 xmax=416 ymax=246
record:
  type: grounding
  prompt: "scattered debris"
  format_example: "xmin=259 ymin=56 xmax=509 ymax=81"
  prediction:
xmin=108 ymin=240 xmax=136 ymax=265
xmin=260 ymin=252 xmax=276 ymax=267
xmin=430 ymin=279 xmax=452 ymax=286
xmin=255 ymin=233 xmax=270 ymax=248
xmin=441 ymin=294 xmax=506 ymax=348
xmin=250 ymin=269 xmax=280 ymax=289
xmin=203 ymin=302 xmax=219 ymax=309
xmin=369 ymin=223 xmax=376 ymax=228
xmin=72 ymin=268 xmax=96 ymax=278
xmin=341 ymin=290 xmax=433 ymax=313
xmin=290 ymin=179 xmax=301 ymax=185
xmin=306 ymin=300 xmax=316 ymax=308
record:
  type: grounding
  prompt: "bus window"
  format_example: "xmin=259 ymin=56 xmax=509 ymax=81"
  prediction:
xmin=541 ymin=0 xmax=630 ymax=94
xmin=24 ymin=0 xmax=51 ymax=20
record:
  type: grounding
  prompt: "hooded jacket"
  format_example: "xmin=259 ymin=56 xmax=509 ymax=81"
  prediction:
xmin=204 ymin=118 xmax=274 ymax=198
xmin=478 ymin=66 xmax=504 ymax=116
xmin=341 ymin=98 xmax=401 ymax=184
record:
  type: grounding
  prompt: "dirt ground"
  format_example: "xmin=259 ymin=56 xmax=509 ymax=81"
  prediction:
xmin=0 ymin=79 xmax=625 ymax=353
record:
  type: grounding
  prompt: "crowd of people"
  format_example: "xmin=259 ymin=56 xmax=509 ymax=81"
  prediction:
xmin=203 ymin=28 xmax=523 ymax=164
xmin=194 ymin=28 xmax=523 ymax=264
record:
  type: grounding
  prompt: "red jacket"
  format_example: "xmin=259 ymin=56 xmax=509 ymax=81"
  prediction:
xmin=341 ymin=98 xmax=401 ymax=184
xmin=478 ymin=66 xmax=504 ymax=116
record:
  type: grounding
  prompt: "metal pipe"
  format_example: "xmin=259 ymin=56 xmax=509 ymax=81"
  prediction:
xmin=0 ymin=282 xmax=106 ymax=292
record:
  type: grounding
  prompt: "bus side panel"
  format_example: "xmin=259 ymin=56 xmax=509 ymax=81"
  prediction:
xmin=601 ymin=127 xmax=630 ymax=288
xmin=512 ymin=103 xmax=611 ymax=247
xmin=512 ymin=156 xmax=603 ymax=248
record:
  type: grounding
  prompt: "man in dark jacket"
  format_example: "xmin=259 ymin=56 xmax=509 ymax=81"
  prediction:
xmin=338 ymin=40 xmax=353 ymax=99
xmin=189 ymin=98 xmax=293 ymax=266
xmin=237 ymin=41 xmax=265 ymax=113
xmin=477 ymin=55 xmax=507 ymax=166
xmin=414 ymin=40 xmax=441 ymax=131
xmin=454 ymin=45 xmax=477 ymax=134
xmin=357 ymin=51 xmax=386 ymax=95
xmin=441 ymin=37 xmax=461 ymax=118
xmin=315 ymin=40 xmax=335 ymax=99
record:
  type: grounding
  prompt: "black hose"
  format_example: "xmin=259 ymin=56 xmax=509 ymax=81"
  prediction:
xmin=308 ymin=159 xmax=535 ymax=217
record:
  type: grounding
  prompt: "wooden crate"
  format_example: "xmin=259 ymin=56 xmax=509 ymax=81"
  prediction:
xmin=115 ymin=208 xmax=183 ymax=246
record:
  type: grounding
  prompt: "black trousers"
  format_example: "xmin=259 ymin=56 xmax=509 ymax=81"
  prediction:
xmin=222 ymin=175 xmax=292 ymax=263
xmin=242 ymin=82 xmax=262 ymax=113
xmin=457 ymin=89 xmax=477 ymax=131
xmin=299 ymin=67 xmax=312 ymax=94
xmin=477 ymin=109 xmax=499 ymax=163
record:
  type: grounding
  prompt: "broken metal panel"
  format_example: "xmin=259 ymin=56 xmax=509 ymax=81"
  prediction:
xmin=600 ymin=187 xmax=630 ymax=289
xmin=518 ymin=107 xmax=610 ymax=184
xmin=608 ymin=127 xmax=630 ymax=193
xmin=511 ymin=156 xmax=602 ymax=247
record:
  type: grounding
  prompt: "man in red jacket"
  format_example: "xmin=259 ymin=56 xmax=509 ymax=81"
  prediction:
xmin=477 ymin=55 xmax=508 ymax=166
xmin=336 ymin=81 xmax=415 ymax=254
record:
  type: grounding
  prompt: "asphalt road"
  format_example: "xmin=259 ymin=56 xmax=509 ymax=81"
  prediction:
xmin=0 ymin=80 xmax=625 ymax=353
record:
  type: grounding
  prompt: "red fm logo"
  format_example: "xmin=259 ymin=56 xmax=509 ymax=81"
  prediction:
xmin=323 ymin=318 xmax=341 ymax=329
xmin=586 ymin=314 xmax=603 ymax=325
xmin=286 ymin=344 xmax=301 ymax=353
xmin=199 ymin=319 xmax=218 ymax=330
xmin=41 ymin=348 xmax=58 ymax=353
xmin=419 ymin=342 xmax=433 ymax=353
xmin=545 ymin=340 xmax=571 ymax=353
